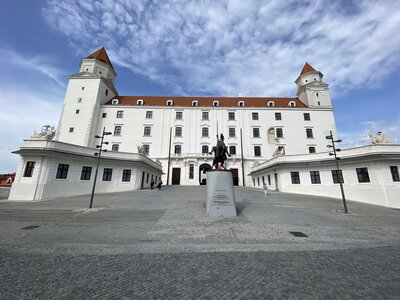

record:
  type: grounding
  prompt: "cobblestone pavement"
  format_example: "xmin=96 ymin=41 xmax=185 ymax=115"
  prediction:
xmin=1 ymin=186 xmax=399 ymax=299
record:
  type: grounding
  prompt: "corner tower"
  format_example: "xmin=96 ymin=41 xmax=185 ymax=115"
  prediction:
xmin=295 ymin=63 xmax=332 ymax=108
xmin=56 ymin=48 xmax=118 ymax=147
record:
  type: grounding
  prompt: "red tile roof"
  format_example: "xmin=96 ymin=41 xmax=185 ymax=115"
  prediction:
xmin=85 ymin=47 xmax=114 ymax=70
xmin=299 ymin=62 xmax=317 ymax=76
xmin=105 ymin=96 xmax=307 ymax=108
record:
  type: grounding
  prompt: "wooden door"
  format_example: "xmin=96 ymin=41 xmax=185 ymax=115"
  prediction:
xmin=172 ymin=168 xmax=181 ymax=185
xmin=230 ymin=168 xmax=239 ymax=186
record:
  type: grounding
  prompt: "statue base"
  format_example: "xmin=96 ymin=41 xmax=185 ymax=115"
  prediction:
xmin=206 ymin=170 xmax=237 ymax=218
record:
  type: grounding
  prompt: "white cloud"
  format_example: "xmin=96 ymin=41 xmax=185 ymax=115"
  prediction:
xmin=42 ymin=0 xmax=400 ymax=97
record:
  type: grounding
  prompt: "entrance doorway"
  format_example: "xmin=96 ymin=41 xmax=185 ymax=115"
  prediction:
xmin=172 ymin=168 xmax=181 ymax=185
xmin=141 ymin=171 xmax=145 ymax=189
xmin=274 ymin=172 xmax=279 ymax=191
xmin=199 ymin=163 xmax=212 ymax=185
xmin=230 ymin=168 xmax=239 ymax=186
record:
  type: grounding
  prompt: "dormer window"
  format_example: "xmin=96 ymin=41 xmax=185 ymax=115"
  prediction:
xmin=166 ymin=100 xmax=173 ymax=106
xmin=267 ymin=101 xmax=275 ymax=107
xmin=111 ymin=99 xmax=119 ymax=105
xmin=238 ymin=101 xmax=245 ymax=107
xmin=137 ymin=99 xmax=144 ymax=106
xmin=316 ymin=93 xmax=319 ymax=97
xmin=288 ymin=101 xmax=296 ymax=107
xmin=192 ymin=100 xmax=198 ymax=106
xmin=213 ymin=100 xmax=219 ymax=107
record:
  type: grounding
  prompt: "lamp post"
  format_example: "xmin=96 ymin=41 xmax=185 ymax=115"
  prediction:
xmin=326 ymin=130 xmax=348 ymax=213
xmin=89 ymin=127 xmax=112 ymax=209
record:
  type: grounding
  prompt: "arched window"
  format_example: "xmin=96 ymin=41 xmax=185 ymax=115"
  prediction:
xmin=288 ymin=101 xmax=296 ymax=107
xmin=238 ymin=101 xmax=245 ymax=107
xmin=268 ymin=128 xmax=275 ymax=143
xmin=213 ymin=100 xmax=219 ymax=107
xmin=112 ymin=99 xmax=119 ymax=105
xmin=192 ymin=100 xmax=198 ymax=106
xmin=267 ymin=101 xmax=275 ymax=107
xmin=166 ymin=100 xmax=173 ymax=106
xmin=137 ymin=99 xmax=144 ymax=105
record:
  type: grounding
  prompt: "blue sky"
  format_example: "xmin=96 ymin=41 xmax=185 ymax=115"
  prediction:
xmin=1 ymin=0 xmax=399 ymax=173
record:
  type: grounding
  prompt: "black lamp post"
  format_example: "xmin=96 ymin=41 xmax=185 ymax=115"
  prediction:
xmin=326 ymin=130 xmax=348 ymax=213
xmin=89 ymin=127 xmax=112 ymax=209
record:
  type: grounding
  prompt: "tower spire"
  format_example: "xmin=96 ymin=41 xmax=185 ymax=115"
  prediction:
xmin=85 ymin=47 xmax=114 ymax=70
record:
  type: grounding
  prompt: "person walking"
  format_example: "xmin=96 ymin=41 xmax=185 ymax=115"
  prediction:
xmin=150 ymin=179 xmax=155 ymax=190
xmin=263 ymin=182 xmax=268 ymax=197
xmin=157 ymin=180 xmax=162 ymax=190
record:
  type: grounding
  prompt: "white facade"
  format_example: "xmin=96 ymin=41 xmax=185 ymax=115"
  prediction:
xmin=249 ymin=144 xmax=400 ymax=208
xmin=9 ymin=139 xmax=162 ymax=200
xmin=52 ymin=49 xmax=337 ymax=186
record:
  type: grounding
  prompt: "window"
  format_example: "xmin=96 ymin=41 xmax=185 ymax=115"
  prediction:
xmin=56 ymin=164 xmax=69 ymax=179
xmin=112 ymin=144 xmax=119 ymax=151
xmin=167 ymin=100 xmax=173 ymax=106
xmin=257 ymin=177 xmax=260 ymax=186
xmin=143 ymin=144 xmax=150 ymax=155
xmin=276 ymin=128 xmax=283 ymax=138
xmin=356 ymin=167 xmax=370 ymax=183
xmin=229 ymin=145 xmax=236 ymax=155
xmin=253 ymin=128 xmax=260 ymax=138
xmin=318 ymin=101 xmax=321 ymax=106
xmin=213 ymin=101 xmax=219 ymax=107
xmin=23 ymin=161 xmax=35 ymax=177
xmin=137 ymin=99 xmax=143 ymax=105
xmin=229 ymin=128 xmax=236 ymax=137
xmin=390 ymin=166 xmax=400 ymax=182
xmin=267 ymin=101 xmax=275 ymax=107
xmin=238 ymin=101 xmax=244 ymax=107
xmin=102 ymin=113 xmax=107 ymax=118
xmin=252 ymin=112 xmax=259 ymax=120
xmin=122 ymin=169 xmax=131 ymax=182
xmin=80 ymin=166 xmax=92 ymax=180
xmin=81 ymin=87 xmax=85 ymax=90
xmin=174 ymin=145 xmax=181 ymax=155
xmin=144 ymin=126 xmax=151 ymax=136
xmin=228 ymin=112 xmax=235 ymax=120
xmin=202 ymin=145 xmax=209 ymax=154
xmin=189 ymin=164 xmax=194 ymax=179
xmin=316 ymin=93 xmax=319 ymax=97
xmin=176 ymin=112 xmax=183 ymax=120
xmin=288 ymin=101 xmax=296 ymax=107
xmin=202 ymin=127 xmax=209 ymax=137
xmin=116 ymin=111 xmax=123 ymax=118
xmin=76 ymin=109 xmax=80 ymax=114
xmin=112 ymin=99 xmax=119 ymax=105
xmin=254 ymin=146 xmax=261 ymax=157
xmin=306 ymin=128 xmax=314 ymax=138
xmin=253 ymin=178 xmax=256 ymax=186
xmin=175 ymin=127 xmax=182 ymax=137
xmin=291 ymin=172 xmax=300 ymax=184
xmin=310 ymin=171 xmax=321 ymax=184
xmin=144 ymin=111 xmax=152 ymax=119
xmin=69 ymin=127 xmax=74 ymax=133
xmin=275 ymin=113 xmax=282 ymax=121
xmin=202 ymin=111 xmax=209 ymax=120
xmin=331 ymin=170 xmax=344 ymax=184
xmin=103 ymin=168 xmax=113 ymax=181
xmin=308 ymin=146 xmax=316 ymax=153
xmin=105 ymin=89 xmax=108 ymax=96
xmin=268 ymin=175 xmax=271 ymax=185
xmin=77 ymin=98 xmax=82 ymax=103
xmin=262 ymin=176 xmax=265 ymax=185
xmin=146 ymin=173 xmax=149 ymax=183
xmin=192 ymin=100 xmax=198 ymax=106
xmin=114 ymin=126 xmax=121 ymax=136
xmin=304 ymin=113 xmax=311 ymax=121
xmin=268 ymin=128 xmax=275 ymax=143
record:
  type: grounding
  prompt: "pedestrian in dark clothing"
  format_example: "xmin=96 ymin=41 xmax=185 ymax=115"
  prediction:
xmin=157 ymin=180 xmax=162 ymax=190
xmin=150 ymin=180 xmax=155 ymax=190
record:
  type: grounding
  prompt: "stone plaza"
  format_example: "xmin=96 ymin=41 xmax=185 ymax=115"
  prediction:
xmin=0 ymin=186 xmax=399 ymax=299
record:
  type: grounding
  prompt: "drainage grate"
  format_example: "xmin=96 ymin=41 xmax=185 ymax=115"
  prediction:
xmin=21 ymin=225 xmax=40 ymax=230
xmin=289 ymin=231 xmax=308 ymax=237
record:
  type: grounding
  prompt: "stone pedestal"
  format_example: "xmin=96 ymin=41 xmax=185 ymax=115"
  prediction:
xmin=206 ymin=170 xmax=237 ymax=217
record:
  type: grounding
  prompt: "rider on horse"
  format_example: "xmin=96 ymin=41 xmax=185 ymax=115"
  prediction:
xmin=209 ymin=133 xmax=231 ymax=169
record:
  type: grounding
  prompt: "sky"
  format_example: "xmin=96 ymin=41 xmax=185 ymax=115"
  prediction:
xmin=0 ymin=0 xmax=400 ymax=173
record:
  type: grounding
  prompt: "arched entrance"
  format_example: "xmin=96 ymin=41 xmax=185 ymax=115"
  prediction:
xmin=199 ymin=163 xmax=212 ymax=185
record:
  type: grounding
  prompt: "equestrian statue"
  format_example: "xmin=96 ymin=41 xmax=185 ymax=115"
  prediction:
xmin=209 ymin=133 xmax=231 ymax=169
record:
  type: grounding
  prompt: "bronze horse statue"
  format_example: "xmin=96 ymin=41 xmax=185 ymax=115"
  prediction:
xmin=209 ymin=134 xmax=231 ymax=169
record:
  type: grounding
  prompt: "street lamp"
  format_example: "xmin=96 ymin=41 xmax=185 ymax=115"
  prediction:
xmin=326 ymin=130 xmax=348 ymax=213
xmin=89 ymin=127 xmax=112 ymax=209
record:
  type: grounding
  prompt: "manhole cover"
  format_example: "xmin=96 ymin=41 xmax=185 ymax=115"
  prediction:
xmin=22 ymin=225 xmax=40 ymax=230
xmin=289 ymin=231 xmax=308 ymax=237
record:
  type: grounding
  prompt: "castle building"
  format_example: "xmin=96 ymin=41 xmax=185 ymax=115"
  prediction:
xmin=18 ymin=47 xmax=400 ymax=202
